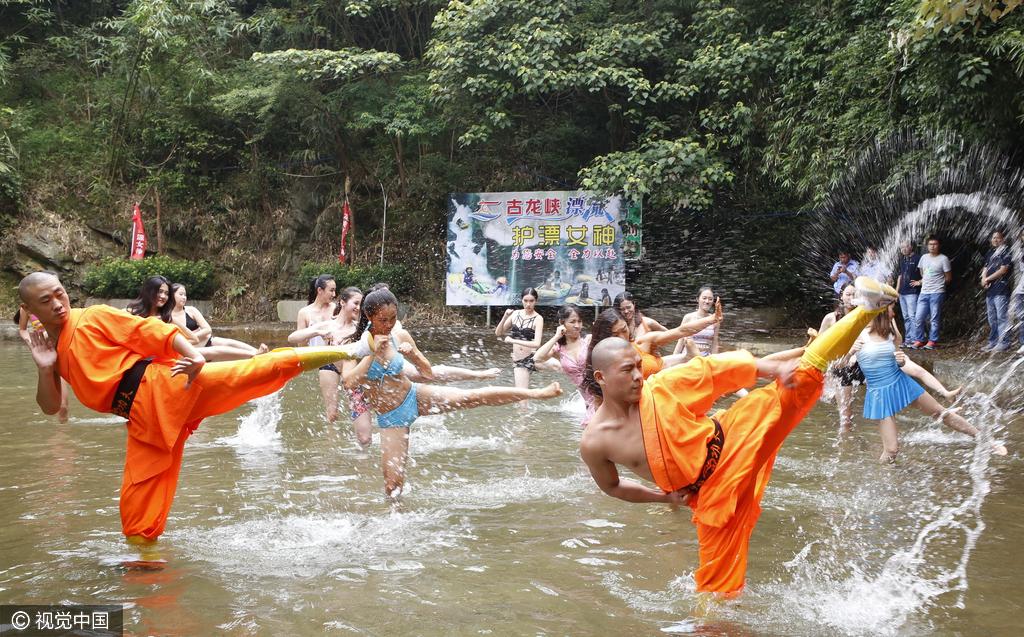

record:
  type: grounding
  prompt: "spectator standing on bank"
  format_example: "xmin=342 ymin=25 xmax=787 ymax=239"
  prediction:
xmin=895 ymin=240 xmax=922 ymax=348
xmin=830 ymin=249 xmax=860 ymax=295
xmin=981 ymin=230 xmax=1013 ymax=352
xmin=910 ymin=237 xmax=952 ymax=350
xmin=860 ymin=245 xmax=889 ymax=284
xmin=1014 ymin=228 xmax=1024 ymax=349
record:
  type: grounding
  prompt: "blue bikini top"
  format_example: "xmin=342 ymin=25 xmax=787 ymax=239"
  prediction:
xmin=367 ymin=336 xmax=405 ymax=381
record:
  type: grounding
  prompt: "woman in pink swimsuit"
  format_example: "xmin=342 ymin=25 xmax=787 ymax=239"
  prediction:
xmin=534 ymin=304 xmax=594 ymax=424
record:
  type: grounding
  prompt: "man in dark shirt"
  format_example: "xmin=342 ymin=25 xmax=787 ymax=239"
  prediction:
xmin=895 ymin=240 xmax=921 ymax=347
xmin=981 ymin=230 xmax=1013 ymax=352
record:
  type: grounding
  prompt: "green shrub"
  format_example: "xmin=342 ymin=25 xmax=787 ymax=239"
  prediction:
xmin=297 ymin=262 xmax=415 ymax=299
xmin=83 ymin=256 xmax=215 ymax=298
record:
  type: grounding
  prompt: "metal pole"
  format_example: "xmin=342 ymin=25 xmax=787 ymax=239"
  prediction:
xmin=379 ymin=182 xmax=388 ymax=266
xmin=486 ymin=305 xmax=492 ymax=327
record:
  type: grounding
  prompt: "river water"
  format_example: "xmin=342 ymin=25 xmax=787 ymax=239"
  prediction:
xmin=1 ymin=327 xmax=1022 ymax=636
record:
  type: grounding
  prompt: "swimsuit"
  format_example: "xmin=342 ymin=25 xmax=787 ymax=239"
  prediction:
xmin=857 ymin=338 xmax=925 ymax=419
xmin=307 ymin=334 xmax=340 ymax=375
xmin=184 ymin=312 xmax=213 ymax=348
xmin=510 ymin=313 xmax=538 ymax=371
xmin=690 ymin=322 xmax=715 ymax=356
xmin=366 ymin=337 xmax=418 ymax=428
xmin=554 ymin=335 xmax=595 ymax=423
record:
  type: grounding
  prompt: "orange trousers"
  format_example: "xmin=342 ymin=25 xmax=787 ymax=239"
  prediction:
xmin=692 ymin=364 xmax=824 ymax=593
xmin=119 ymin=350 xmax=302 ymax=539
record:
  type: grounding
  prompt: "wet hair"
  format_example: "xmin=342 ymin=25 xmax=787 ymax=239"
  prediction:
xmin=347 ymin=288 xmax=398 ymax=344
xmin=556 ymin=304 xmax=581 ymax=346
xmin=583 ymin=308 xmax=626 ymax=399
xmin=613 ymin=291 xmax=643 ymax=328
xmin=306 ymin=274 xmax=335 ymax=304
xmin=333 ymin=286 xmax=363 ymax=317
xmin=869 ymin=310 xmax=894 ymax=339
xmin=521 ymin=287 xmax=538 ymax=301
xmin=127 ymin=275 xmax=173 ymax=322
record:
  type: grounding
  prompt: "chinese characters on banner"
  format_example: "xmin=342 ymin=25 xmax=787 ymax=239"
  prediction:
xmin=446 ymin=192 xmax=638 ymax=306
xmin=129 ymin=203 xmax=147 ymax=260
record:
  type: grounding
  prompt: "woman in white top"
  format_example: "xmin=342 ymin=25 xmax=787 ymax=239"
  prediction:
xmin=673 ymin=286 xmax=719 ymax=358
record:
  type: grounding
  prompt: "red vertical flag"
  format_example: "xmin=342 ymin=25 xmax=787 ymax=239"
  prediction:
xmin=338 ymin=199 xmax=352 ymax=263
xmin=129 ymin=202 xmax=147 ymax=260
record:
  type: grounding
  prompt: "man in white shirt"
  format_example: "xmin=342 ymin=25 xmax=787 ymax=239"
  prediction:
xmin=829 ymin=249 xmax=859 ymax=295
xmin=910 ymin=236 xmax=952 ymax=349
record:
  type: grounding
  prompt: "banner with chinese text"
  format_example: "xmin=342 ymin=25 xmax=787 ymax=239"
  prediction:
xmin=446 ymin=191 xmax=632 ymax=306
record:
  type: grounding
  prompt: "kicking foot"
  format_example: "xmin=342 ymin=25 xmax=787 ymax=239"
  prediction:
xmin=943 ymin=386 xmax=963 ymax=401
xmin=257 ymin=343 xmax=269 ymax=354
xmin=475 ymin=367 xmax=502 ymax=379
xmin=992 ymin=442 xmax=1008 ymax=456
xmin=853 ymin=276 xmax=898 ymax=310
xmin=533 ymin=381 xmax=563 ymax=399
xmin=805 ymin=328 xmax=818 ymax=346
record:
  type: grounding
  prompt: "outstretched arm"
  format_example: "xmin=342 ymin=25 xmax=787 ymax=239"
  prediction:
xmin=638 ymin=305 xmax=720 ymax=350
xmin=581 ymin=439 xmax=689 ymax=505
xmin=288 ymin=320 xmax=333 ymax=345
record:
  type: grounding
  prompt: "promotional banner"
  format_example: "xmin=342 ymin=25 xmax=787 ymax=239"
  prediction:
xmin=446 ymin=191 xmax=633 ymax=306
xmin=129 ymin=203 xmax=147 ymax=260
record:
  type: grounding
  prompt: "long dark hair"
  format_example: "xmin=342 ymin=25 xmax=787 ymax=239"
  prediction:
xmin=521 ymin=287 xmax=539 ymax=303
xmin=834 ymin=282 xmax=853 ymax=319
xmin=127 ymin=275 xmax=172 ymax=322
xmin=170 ymin=283 xmax=186 ymax=311
xmin=556 ymin=304 xmax=581 ymax=347
xmin=582 ymin=308 xmax=625 ymax=399
xmin=347 ymin=288 xmax=398 ymax=344
xmin=307 ymin=274 xmax=335 ymax=304
xmin=613 ymin=291 xmax=642 ymax=328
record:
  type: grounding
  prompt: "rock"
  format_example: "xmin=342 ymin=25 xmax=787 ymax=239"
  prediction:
xmin=16 ymin=233 xmax=72 ymax=270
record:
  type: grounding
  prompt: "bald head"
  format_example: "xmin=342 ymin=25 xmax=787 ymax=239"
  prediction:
xmin=19 ymin=272 xmax=60 ymax=302
xmin=591 ymin=337 xmax=634 ymax=372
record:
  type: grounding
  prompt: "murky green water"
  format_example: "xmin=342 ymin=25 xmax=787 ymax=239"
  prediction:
xmin=1 ymin=329 xmax=1022 ymax=636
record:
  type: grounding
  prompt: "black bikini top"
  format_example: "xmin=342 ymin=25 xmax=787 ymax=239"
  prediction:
xmin=510 ymin=313 xmax=536 ymax=341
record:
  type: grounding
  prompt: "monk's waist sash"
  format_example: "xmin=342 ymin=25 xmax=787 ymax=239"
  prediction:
xmin=683 ymin=417 xmax=724 ymax=493
xmin=111 ymin=357 xmax=154 ymax=419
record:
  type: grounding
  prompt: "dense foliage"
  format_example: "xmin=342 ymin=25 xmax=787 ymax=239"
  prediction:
xmin=298 ymin=261 xmax=414 ymax=299
xmin=84 ymin=255 xmax=215 ymax=298
xmin=3 ymin=0 xmax=1024 ymax=314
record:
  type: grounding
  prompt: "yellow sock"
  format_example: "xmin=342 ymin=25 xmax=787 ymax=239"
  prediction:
xmin=801 ymin=306 xmax=883 ymax=372
xmin=295 ymin=346 xmax=360 ymax=371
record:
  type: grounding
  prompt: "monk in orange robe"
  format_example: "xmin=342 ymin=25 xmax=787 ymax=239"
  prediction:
xmin=18 ymin=272 xmax=358 ymax=542
xmin=581 ymin=277 xmax=896 ymax=595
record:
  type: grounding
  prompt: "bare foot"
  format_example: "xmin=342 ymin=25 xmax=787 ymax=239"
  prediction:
xmin=257 ymin=343 xmax=269 ymax=354
xmin=992 ymin=442 xmax=1008 ymax=456
xmin=475 ymin=367 xmax=502 ymax=379
xmin=533 ymin=381 xmax=563 ymax=399
xmin=944 ymin=386 xmax=963 ymax=400
xmin=57 ymin=406 xmax=69 ymax=423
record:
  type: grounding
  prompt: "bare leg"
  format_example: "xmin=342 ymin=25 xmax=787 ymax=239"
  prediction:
xmin=380 ymin=427 xmax=410 ymax=497
xmin=210 ymin=336 xmax=259 ymax=355
xmin=318 ymin=369 xmax=340 ymax=424
xmin=352 ymin=411 xmax=373 ymax=447
xmin=837 ymin=385 xmax=854 ymax=433
xmin=415 ymin=381 xmax=562 ymax=415
xmin=512 ymin=366 xmax=532 ymax=389
xmin=407 ymin=364 xmax=501 ymax=382
xmin=901 ymin=358 xmax=960 ymax=399
xmin=660 ymin=353 xmax=690 ymax=370
xmin=199 ymin=345 xmax=260 ymax=362
xmin=911 ymin=393 xmax=1007 ymax=455
xmin=878 ymin=416 xmax=899 ymax=462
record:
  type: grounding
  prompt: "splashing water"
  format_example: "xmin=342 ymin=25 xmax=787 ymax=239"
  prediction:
xmin=218 ymin=392 xmax=284 ymax=449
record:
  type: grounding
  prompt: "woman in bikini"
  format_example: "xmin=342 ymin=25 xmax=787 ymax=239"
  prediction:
xmin=495 ymin=287 xmax=545 ymax=388
xmin=673 ymin=286 xmax=719 ymax=359
xmin=342 ymin=289 xmax=562 ymax=497
xmin=169 ymin=284 xmax=267 ymax=362
xmin=534 ymin=304 xmax=594 ymax=423
xmin=290 ymin=274 xmax=339 ymax=422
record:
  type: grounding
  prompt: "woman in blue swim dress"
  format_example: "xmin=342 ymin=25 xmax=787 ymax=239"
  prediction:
xmin=855 ymin=308 xmax=1004 ymax=462
xmin=343 ymin=288 xmax=564 ymax=497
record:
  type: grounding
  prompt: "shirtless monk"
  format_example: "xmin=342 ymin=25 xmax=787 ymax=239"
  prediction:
xmin=18 ymin=272 xmax=360 ymax=543
xmin=580 ymin=276 xmax=897 ymax=595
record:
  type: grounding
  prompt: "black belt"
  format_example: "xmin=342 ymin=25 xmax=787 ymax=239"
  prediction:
xmin=111 ymin=357 xmax=153 ymax=419
xmin=684 ymin=417 xmax=725 ymax=493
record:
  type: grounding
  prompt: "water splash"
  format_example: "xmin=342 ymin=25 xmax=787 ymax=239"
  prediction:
xmin=217 ymin=392 xmax=284 ymax=449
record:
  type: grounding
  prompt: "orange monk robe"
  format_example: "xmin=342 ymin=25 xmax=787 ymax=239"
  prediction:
xmin=633 ymin=343 xmax=664 ymax=378
xmin=639 ymin=350 xmax=824 ymax=594
xmin=57 ymin=305 xmax=304 ymax=539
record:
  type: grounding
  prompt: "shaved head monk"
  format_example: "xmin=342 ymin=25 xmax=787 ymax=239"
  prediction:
xmin=18 ymin=271 xmax=360 ymax=543
xmin=581 ymin=276 xmax=898 ymax=595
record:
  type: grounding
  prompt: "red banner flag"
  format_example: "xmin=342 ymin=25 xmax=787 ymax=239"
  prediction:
xmin=130 ymin=202 xmax=147 ymax=260
xmin=338 ymin=199 xmax=352 ymax=263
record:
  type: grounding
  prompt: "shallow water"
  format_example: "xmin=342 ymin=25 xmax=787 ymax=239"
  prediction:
xmin=1 ymin=330 xmax=1022 ymax=636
